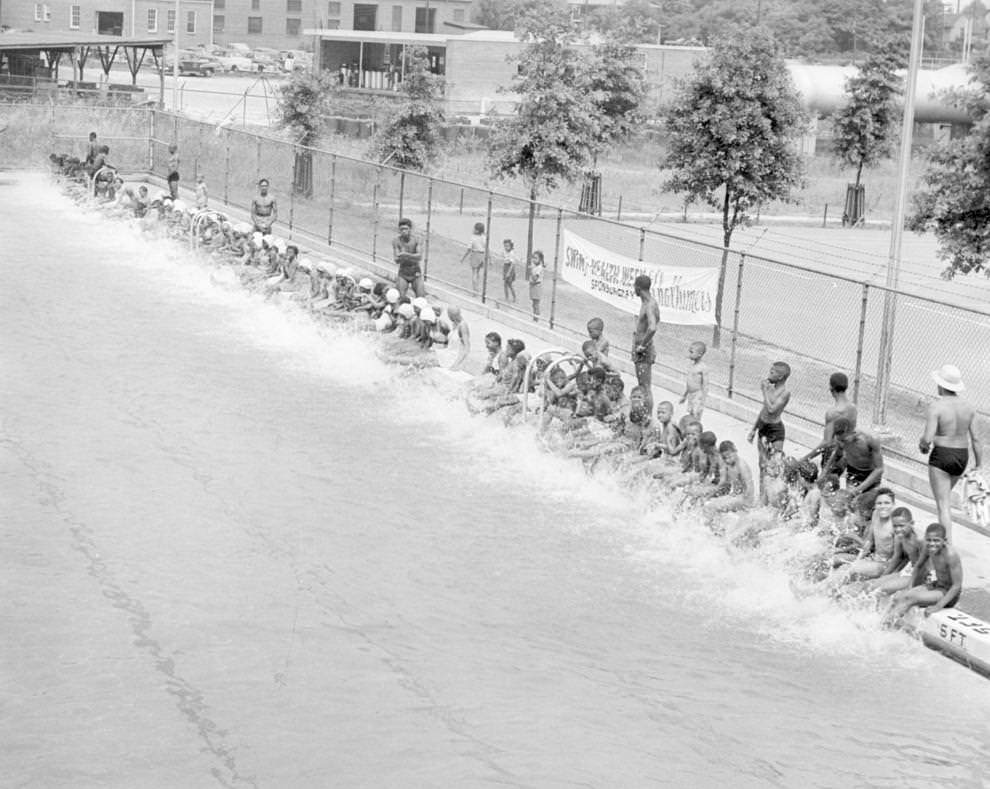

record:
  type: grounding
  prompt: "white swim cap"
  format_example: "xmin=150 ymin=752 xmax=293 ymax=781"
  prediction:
xmin=397 ymin=303 xmax=415 ymax=319
xmin=420 ymin=306 xmax=437 ymax=323
xmin=411 ymin=297 xmax=428 ymax=311
xmin=298 ymin=257 xmax=312 ymax=271
xmin=373 ymin=314 xmax=392 ymax=332
xmin=273 ymin=238 xmax=287 ymax=253
xmin=235 ymin=221 xmax=253 ymax=234
xmin=262 ymin=234 xmax=274 ymax=246
xmin=385 ymin=288 xmax=399 ymax=304
xmin=358 ymin=277 xmax=373 ymax=291
xmin=251 ymin=231 xmax=264 ymax=246
xmin=172 ymin=199 xmax=187 ymax=212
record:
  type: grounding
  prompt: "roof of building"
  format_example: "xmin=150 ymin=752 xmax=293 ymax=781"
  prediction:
xmin=0 ymin=32 xmax=171 ymax=52
xmin=304 ymin=30 xmax=451 ymax=46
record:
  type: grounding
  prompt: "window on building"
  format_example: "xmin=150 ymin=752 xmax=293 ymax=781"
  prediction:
xmin=326 ymin=19 xmax=339 ymax=28
xmin=286 ymin=18 xmax=301 ymax=35
xmin=69 ymin=4 xmax=81 ymax=28
xmin=43 ymin=4 xmax=52 ymax=21
xmin=147 ymin=8 xmax=158 ymax=32
xmin=251 ymin=0 xmax=260 ymax=10
xmin=327 ymin=1 xmax=341 ymax=15
xmin=186 ymin=11 xmax=195 ymax=32
xmin=214 ymin=14 xmax=225 ymax=32
xmin=248 ymin=16 xmax=263 ymax=33
xmin=287 ymin=0 xmax=302 ymax=12
xmin=167 ymin=9 xmax=175 ymax=32
xmin=214 ymin=0 xmax=224 ymax=7
xmin=391 ymin=6 xmax=402 ymax=31
xmin=35 ymin=4 xmax=43 ymax=22
xmin=453 ymin=8 xmax=464 ymax=22
xmin=353 ymin=4 xmax=377 ymax=30
xmin=414 ymin=7 xmax=435 ymax=33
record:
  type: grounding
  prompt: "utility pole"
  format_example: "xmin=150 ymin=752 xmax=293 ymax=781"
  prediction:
xmin=172 ymin=0 xmax=180 ymax=112
xmin=873 ymin=0 xmax=925 ymax=429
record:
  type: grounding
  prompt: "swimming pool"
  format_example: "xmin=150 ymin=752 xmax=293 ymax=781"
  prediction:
xmin=2 ymin=172 xmax=987 ymax=788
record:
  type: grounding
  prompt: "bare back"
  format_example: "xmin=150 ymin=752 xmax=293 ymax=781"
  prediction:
xmin=932 ymin=397 xmax=974 ymax=448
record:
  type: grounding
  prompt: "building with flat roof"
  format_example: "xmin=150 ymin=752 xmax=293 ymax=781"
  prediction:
xmin=309 ymin=27 xmax=705 ymax=116
xmin=1 ymin=0 xmax=213 ymax=48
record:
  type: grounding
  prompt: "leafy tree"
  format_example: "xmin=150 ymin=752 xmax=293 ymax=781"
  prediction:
xmin=276 ymin=68 xmax=338 ymax=146
xmin=277 ymin=69 xmax=338 ymax=195
xmin=909 ymin=58 xmax=990 ymax=278
xmin=587 ymin=39 xmax=646 ymax=168
xmin=487 ymin=0 xmax=600 ymax=259
xmin=662 ymin=28 xmax=806 ymax=345
xmin=473 ymin=0 xmax=519 ymax=30
xmin=372 ymin=46 xmax=444 ymax=171
xmin=831 ymin=40 xmax=903 ymax=222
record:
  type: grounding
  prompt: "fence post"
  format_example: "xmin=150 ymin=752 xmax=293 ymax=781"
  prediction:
xmin=727 ymin=253 xmax=746 ymax=399
xmin=371 ymin=166 xmax=382 ymax=262
xmin=549 ymin=208 xmax=563 ymax=329
xmin=424 ymin=178 xmax=434 ymax=281
xmin=822 ymin=203 xmax=829 ymax=228
xmin=481 ymin=191 xmax=493 ymax=303
xmin=616 ymin=195 xmax=623 ymax=222
xmin=853 ymin=283 xmax=869 ymax=407
xmin=288 ymin=146 xmax=296 ymax=238
xmin=458 ymin=188 xmax=464 ymax=215
xmin=194 ymin=120 xmax=202 ymax=180
xmin=223 ymin=129 xmax=230 ymax=206
xmin=255 ymin=137 xmax=262 ymax=184
xmin=327 ymin=154 xmax=336 ymax=246
xmin=638 ymin=227 xmax=646 ymax=262
xmin=398 ymin=171 xmax=405 ymax=220
xmin=148 ymin=109 xmax=155 ymax=171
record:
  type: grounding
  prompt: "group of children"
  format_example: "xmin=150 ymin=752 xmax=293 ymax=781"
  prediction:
xmin=468 ymin=315 xmax=963 ymax=625
xmin=51 ymin=150 xmax=963 ymax=627
xmin=460 ymin=222 xmax=545 ymax=322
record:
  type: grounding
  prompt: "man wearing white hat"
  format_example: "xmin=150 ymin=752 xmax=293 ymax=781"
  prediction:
xmin=920 ymin=364 xmax=982 ymax=541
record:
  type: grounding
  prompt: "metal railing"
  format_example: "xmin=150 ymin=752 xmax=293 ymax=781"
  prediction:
xmin=5 ymin=101 xmax=988 ymax=468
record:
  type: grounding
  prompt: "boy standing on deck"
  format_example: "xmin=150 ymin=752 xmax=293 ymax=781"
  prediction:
xmin=747 ymin=361 xmax=791 ymax=471
xmin=800 ymin=372 xmax=857 ymax=470
xmin=195 ymin=174 xmax=209 ymax=210
xmin=680 ymin=341 xmax=708 ymax=419
xmin=251 ymin=178 xmax=278 ymax=234
xmin=586 ymin=317 xmax=610 ymax=357
xmin=167 ymin=143 xmax=180 ymax=200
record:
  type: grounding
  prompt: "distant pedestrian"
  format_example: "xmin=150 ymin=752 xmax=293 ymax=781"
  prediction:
xmin=460 ymin=221 xmax=487 ymax=296
xmin=501 ymin=239 xmax=518 ymax=303
xmin=194 ymin=174 xmax=209 ymax=210
xmin=527 ymin=250 xmax=545 ymax=322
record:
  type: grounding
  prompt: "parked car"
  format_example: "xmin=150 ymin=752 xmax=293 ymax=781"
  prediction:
xmin=213 ymin=50 xmax=254 ymax=72
xmin=178 ymin=58 xmax=216 ymax=77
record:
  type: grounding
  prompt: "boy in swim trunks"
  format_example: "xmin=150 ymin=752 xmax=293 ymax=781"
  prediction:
xmin=824 ymin=416 xmax=885 ymax=498
xmin=885 ymin=523 xmax=963 ymax=623
xmin=919 ymin=364 xmax=982 ymax=542
xmin=167 ymin=143 xmax=180 ymax=200
xmin=680 ymin=340 xmax=708 ymax=419
xmin=703 ymin=440 xmax=756 ymax=520
xmin=747 ymin=361 xmax=791 ymax=472
xmin=251 ymin=178 xmax=278 ymax=233
xmin=800 ymin=372 xmax=858 ymax=472
xmin=392 ymin=217 xmax=426 ymax=299
xmin=586 ymin=317 xmax=610 ymax=357
xmin=632 ymin=274 xmax=660 ymax=412
xmin=864 ymin=507 xmax=924 ymax=598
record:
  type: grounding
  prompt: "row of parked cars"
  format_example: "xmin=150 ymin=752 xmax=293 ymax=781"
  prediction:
xmin=159 ymin=45 xmax=312 ymax=77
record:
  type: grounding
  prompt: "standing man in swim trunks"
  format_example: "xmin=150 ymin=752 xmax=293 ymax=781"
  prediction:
xmin=747 ymin=361 xmax=791 ymax=472
xmin=632 ymin=274 xmax=660 ymax=412
xmin=919 ymin=364 xmax=982 ymax=542
xmin=251 ymin=178 xmax=278 ymax=234
xmin=392 ymin=217 xmax=426 ymax=298
xmin=824 ymin=416 xmax=884 ymax=497
xmin=885 ymin=523 xmax=963 ymax=623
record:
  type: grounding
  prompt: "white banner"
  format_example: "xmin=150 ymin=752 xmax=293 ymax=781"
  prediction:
xmin=561 ymin=230 xmax=719 ymax=326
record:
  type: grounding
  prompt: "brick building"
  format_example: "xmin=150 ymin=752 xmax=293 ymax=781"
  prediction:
xmin=1 ymin=0 xmax=213 ymax=48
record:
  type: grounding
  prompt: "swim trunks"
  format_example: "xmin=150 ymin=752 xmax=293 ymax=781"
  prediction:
xmin=756 ymin=418 xmax=785 ymax=445
xmin=845 ymin=464 xmax=875 ymax=488
xmin=397 ymin=265 xmax=422 ymax=284
xmin=929 ymin=446 xmax=969 ymax=477
xmin=632 ymin=342 xmax=656 ymax=365
xmin=926 ymin=580 xmax=960 ymax=609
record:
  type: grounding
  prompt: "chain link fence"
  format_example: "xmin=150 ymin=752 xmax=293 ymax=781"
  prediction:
xmin=8 ymin=102 xmax=987 ymax=465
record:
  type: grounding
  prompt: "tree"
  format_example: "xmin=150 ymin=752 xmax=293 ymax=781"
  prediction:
xmin=487 ymin=0 xmax=600 ymax=259
xmin=276 ymin=68 xmax=338 ymax=196
xmin=372 ymin=46 xmax=444 ymax=171
xmin=662 ymin=28 xmax=806 ymax=346
xmin=831 ymin=40 xmax=904 ymax=224
xmin=909 ymin=58 xmax=990 ymax=278
xmin=587 ymin=38 xmax=646 ymax=168
xmin=474 ymin=0 xmax=519 ymax=30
